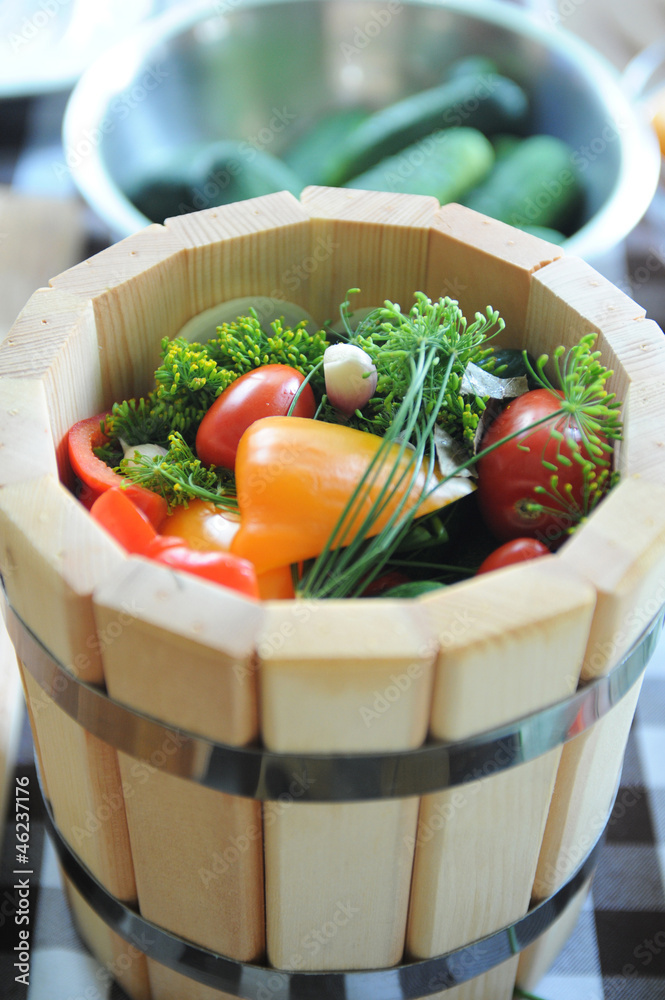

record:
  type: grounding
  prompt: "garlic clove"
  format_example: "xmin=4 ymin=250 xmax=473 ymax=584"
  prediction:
xmin=324 ymin=343 xmax=378 ymax=416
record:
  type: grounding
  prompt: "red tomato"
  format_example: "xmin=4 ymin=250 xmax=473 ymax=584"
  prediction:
xmin=476 ymin=389 xmax=591 ymax=543
xmin=146 ymin=536 xmax=260 ymax=599
xmin=195 ymin=364 xmax=316 ymax=470
xmin=68 ymin=414 xmax=168 ymax=527
xmin=477 ymin=538 xmax=551 ymax=575
xmin=90 ymin=487 xmax=158 ymax=554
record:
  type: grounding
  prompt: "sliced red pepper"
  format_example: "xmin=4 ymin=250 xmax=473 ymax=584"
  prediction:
xmin=146 ymin=536 xmax=260 ymax=599
xmin=90 ymin=488 xmax=158 ymax=555
xmin=68 ymin=414 xmax=168 ymax=528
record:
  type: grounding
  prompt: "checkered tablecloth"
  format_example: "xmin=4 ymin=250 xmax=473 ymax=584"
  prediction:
xmin=0 ymin=634 xmax=664 ymax=1000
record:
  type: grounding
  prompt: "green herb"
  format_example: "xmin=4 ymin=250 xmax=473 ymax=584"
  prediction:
xmin=520 ymin=333 xmax=622 ymax=532
xmin=119 ymin=432 xmax=238 ymax=511
xmin=334 ymin=290 xmax=501 ymax=446
xmin=207 ymin=309 xmax=329 ymax=391
xmin=297 ymin=291 xmax=504 ymax=598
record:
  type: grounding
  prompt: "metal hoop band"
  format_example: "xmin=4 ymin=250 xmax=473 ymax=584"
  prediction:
xmin=5 ymin=592 xmax=661 ymax=802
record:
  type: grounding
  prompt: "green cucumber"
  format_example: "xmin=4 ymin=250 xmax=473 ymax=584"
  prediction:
xmin=197 ymin=140 xmax=304 ymax=204
xmin=282 ymin=107 xmax=370 ymax=184
xmin=129 ymin=140 xmax=304 ymax=222
xmin=321 ymin=73 xmax=529 ymax=186
xmin=444 ymin=56 xmax=499 ymax=82
xmin=344 ymin=126 xmax=494 ymax=203
xmin=463 ymin=134 xmax=582 ymax=231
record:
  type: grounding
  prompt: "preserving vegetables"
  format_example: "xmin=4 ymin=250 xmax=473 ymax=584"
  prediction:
xmin=66 ymin=289 xmax=622 ymax=600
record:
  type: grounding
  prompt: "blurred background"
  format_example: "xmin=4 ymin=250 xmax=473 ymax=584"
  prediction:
xmin=2 ymin=0 xmax=665 ymax=342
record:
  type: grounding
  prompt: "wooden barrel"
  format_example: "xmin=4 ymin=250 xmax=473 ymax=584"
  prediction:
xmin=1 ymin=188 xmax=665 ymax=1000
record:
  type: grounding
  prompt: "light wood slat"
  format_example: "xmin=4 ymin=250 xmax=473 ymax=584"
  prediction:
xmin=0 ymin=379 xmax=58 ymax=487
xmin=532 ymin=476 xmax=665 ymax=902
xmin=517 ymin=876 xmax=592 ymax=990
xmin=258 ymin=598 xmax=436 ymax=970
xmin=425 ymin=203 xmax=564 ymax=349
xmin=406 ymin=560 xmax=595 ymax=974
xmin=165 ymin=192 xmax=313 ymax=317
xmin=93 ymin=557 xmax=265 ymax=967
xmin=300 ymin=186 xmax=439 ymax=326
xmin=64 ymin=877 xmax=152 ymax=1000
xmin=523 ymin=254 xmax=649 ymax=396
xmin=0 ymin=286 xmax=101 ymax=481
xmin=49 ymin=225 xmax=190 ymax=404
xmin=0 ymin=476 xmax=139 ymax=928
xmin=618 ymin=366 xmax=665 ymax=482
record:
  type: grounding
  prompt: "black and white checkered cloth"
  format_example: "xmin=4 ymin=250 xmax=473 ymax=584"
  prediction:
xmin=0 ymin=634 xmax=664 ymax=1000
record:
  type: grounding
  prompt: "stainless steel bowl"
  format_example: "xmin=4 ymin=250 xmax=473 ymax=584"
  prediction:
xmin=63 ymin=0 xmax=660 ymax=279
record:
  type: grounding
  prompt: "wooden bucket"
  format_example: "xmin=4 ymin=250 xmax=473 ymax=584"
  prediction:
xmin=2 ymin=187 xmax=665 ymax=1000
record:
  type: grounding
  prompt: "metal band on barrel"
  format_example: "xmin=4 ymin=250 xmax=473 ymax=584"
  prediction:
xmin=4 ymin=589 xmax=663 ymax=802
xmin=39 ymin=767 xmax=602 ymax=999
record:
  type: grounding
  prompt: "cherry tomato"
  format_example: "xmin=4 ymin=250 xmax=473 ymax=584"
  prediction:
xmin=161 ymin=499 xmax=241 ymax=551
xmin=476 ymin=389 xmax=592 ymax=543
xmin=68 ymin=414 xmax=168 ymax=527
xmin=476 ymin=538 xmax=551 ymax=575
xmin=90 ymin=487 xmax=158 ymax=554
xmin=146 ymin=536 xmax=260 ymax=599
xmin=196 ymin=364 xmax=316 ymax=470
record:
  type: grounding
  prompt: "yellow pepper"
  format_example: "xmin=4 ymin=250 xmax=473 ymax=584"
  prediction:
xmin=231 ymin=417 xmax=474 ymax=574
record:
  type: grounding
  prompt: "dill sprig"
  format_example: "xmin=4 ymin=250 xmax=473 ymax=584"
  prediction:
xmin=119 ymin=432 xmax=238 ymax=511
xmin=336 ymin=290 xmax=502 ymax=444
xmin=517 ymin=333 xmax=622 ymax=533
xmin=297 ymin=291 xmax=504 ymax=599
xmin=206 ymin=310 xmax=329 ymax=392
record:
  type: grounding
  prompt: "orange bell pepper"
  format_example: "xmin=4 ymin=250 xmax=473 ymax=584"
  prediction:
xmin=231 ymin=416 xmax=473 ymax=574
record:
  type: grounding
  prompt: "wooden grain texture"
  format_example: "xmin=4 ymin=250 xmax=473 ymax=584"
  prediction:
xmin=425 ymin=203 xmax=564 ymax=349
xmin=0 ymin=187 xmax=85 ymax=341
xmin=165 ymin=191 xmax=313 ymax=318
xmin=49 ymin=224 xmax=190 ymax=404
xmin=300 ymin=186 xmax=439 ymax=326
xmin=523 ymin=254 xmax=649 ymax=400
xmin=406 ymin=560 xmax=595 ymax=970
xmin=92 ymin=557 xmax=266 ymax=975
xmin=64 ymin=876 xmax=152 ymax=1000
xmin=532 ymin=476 xmax=665 ymax=902
xmin=258 ymin=598 xmax=436 ymax=970
xmin=0 ymin=286 xmax=101 ymax=482
xmin=0 ymin=379 xmax=58 ymax=487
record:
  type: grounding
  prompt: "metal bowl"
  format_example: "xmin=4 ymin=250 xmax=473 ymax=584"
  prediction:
xmin=63 ymin=0 xmax=660 ymax=278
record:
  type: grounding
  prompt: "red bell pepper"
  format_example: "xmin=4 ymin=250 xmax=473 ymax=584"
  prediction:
xmin=146 ymin=536 xmax=260 ymax=599
xmin=68 ymin=414 xmax=168 ymax=527
xmin=90 ymin=488 xmax=158 ymax=555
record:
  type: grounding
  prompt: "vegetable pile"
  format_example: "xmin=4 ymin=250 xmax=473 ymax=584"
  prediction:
xmin=67 ymin=292 xmax=622 ymax=601
xmin=130 ymin=57 xmax=582 ymax=244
